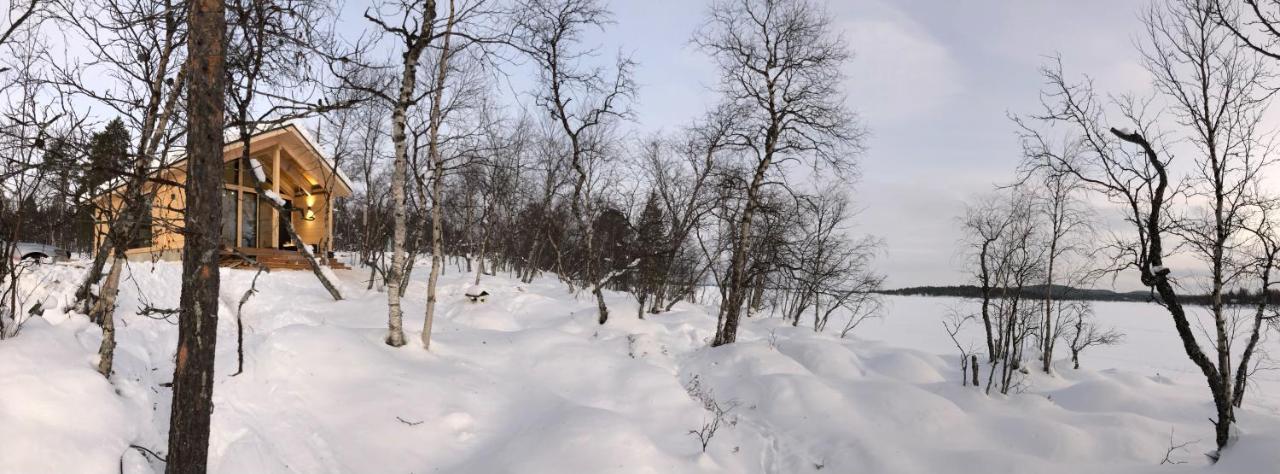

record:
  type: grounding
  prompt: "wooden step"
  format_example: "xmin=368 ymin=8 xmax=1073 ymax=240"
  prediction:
xmin=218 ymin=250 xmax=349 ymax=271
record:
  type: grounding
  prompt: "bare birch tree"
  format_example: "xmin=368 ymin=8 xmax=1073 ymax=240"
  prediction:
xmin=353 ymin=0 xmax=439 ymax=347
xmin=512 ymin=0 xmax=635 ymax=324
xmin=419 ymin=0 xmax=461 ymax=350
xmin=48 ymin=0 xmax=187 ymax=380
xmin=1026 ymin=0 xmax=1275 ymax=453
xmin=694 ymin=0 xmax=864 ymax=346
xmin=1023 ymin=167 xmax=1093 ymax=374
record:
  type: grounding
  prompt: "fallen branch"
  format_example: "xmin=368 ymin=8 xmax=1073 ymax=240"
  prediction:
xmin=1160 ymin=428 xmax=1194 ymax=465
xmin=136 ymin=305 xmax=180 ymax=322
xmin=231 ymin=264 xmax=268 ymax=376
xmin=130 ymin=444 xmax=167 ymax=463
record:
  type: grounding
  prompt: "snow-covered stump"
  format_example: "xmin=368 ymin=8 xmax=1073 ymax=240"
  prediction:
xmin=464 ymin=285 xmax=489 ymax=303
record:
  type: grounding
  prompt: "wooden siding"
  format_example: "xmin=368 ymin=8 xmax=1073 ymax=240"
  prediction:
xmin=93 ymin=125 xmax=347 ymax=260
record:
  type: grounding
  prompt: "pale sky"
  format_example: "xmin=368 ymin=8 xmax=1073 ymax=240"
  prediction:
xmin=332 ymin=0 xmax=1156 ymax=289
xmin=600 ymin=0 xmax=1152 ymax=288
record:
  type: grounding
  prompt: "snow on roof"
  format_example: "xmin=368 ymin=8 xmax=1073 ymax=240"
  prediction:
xmin=92 ymin=121 xmax=354 ymax=199
xmin=283 ymin=121 xmax=355 ymax=194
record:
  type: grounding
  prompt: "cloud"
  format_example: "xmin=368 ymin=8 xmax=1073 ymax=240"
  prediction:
xmin=841 ymin=15 xmax=962 ymax=123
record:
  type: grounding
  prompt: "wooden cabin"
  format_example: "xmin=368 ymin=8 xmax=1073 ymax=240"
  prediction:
xmin=93 ymin=124 xmax=353 ymax=269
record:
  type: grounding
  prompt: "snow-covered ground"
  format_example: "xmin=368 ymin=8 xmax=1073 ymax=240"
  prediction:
xmin=3 ymin=260 xmax=1280 ymax=473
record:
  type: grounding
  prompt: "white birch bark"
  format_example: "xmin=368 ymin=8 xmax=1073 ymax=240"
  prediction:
xmin=421 ymin=0 xmax=456 ymax=350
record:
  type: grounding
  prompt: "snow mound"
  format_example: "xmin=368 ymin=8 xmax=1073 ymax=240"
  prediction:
xmin=450 ymin=404 xmax=686 ymax=473
xmin=861 ymin=349 xmax=948 ymax=384
xmin=0 ymin=317 xmax=135 ymax=474
xmin=3 ymin=262 xmax=1280 ymax=473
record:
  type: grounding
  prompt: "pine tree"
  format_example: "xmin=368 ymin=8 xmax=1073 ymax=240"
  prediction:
xmin=166 ymin=0 xmax=225 ymax=468
xmin=84 ymin=118 xmax=130 ymax=192
xmin=634 ymin=192 xmax=668 ymax=316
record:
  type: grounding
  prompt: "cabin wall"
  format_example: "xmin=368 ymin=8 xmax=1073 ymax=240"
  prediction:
xmin=92 ymin=170 xmax=187 ymax=262
xmin=148 ymin=178 xmax=187 ymax=257
xmin=92 ymin=195 xmax=121 ymax=257
xmin=91 ymin=126 xmax=350 ymax=261
xmin=292 ymin=191 xmax=333 ymax=251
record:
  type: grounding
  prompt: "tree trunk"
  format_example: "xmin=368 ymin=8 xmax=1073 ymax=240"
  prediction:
xmin=748 ymin=272 xmax=766 ymax=315
xmin=93 ymin=256 xmax=124 ymax=377
xmin=385 ymin=102 xmax=409 ymax=347
xmin=714 ymin=145 xmax=774 ymax=346
xmin=165 ymin=0 xmax=225 ymax=468
xmin=979 ymin=242 xmax=996 ymax=363
xmin=592 ymin=284 xmax=609 ymax=324
xmin=420 ymin=0 xmax=454 ymax=351
xmin=243 ymin=157 xmax=342 ymax=301
xmin=385 ymin=0 xmax=438 ymax=348
xmin=473 ymin=221 xmax=488 ymax=286
xmin=1233 ymin=269 xmax=1270 ymax=408
xmin=1042 ymin=239 xmax=1056 ymax=374
xmin=74 ymin=242 xmax=112 ymax=314
xmin=423 ymin=192 xmax=442 ymax=350
xmin=970 ymin=355 xmax=980 ymax=387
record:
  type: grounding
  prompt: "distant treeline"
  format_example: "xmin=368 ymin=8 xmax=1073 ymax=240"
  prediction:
xmin=879 ymin=284 xmax=1280 ymax=306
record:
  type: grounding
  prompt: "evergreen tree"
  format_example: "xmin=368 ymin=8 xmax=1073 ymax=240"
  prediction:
xmin=633 ymin=192 xmax=668 ymax=316
xmin=590 ymin=206 xmax=634 ymax=281
xmin=84 ymin=118 xmax=130 ymax=193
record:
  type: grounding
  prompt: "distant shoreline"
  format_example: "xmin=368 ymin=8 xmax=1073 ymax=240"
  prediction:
xmin=875 ymin=285 xmax=1253 ymax=305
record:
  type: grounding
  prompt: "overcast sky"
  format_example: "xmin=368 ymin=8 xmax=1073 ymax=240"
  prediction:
xmin=332 ymin=0 xmax=1158 ymax=289
xmin=588 ymin=0 xmax=1152 ymax=289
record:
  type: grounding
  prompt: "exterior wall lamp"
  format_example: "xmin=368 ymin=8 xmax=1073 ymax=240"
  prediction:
xmin=303 ymin=193 xmax=316 ymax=221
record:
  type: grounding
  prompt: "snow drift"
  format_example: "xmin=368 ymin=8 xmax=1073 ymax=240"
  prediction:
xmin=1 ymin=260 xmax=1279 ymax=473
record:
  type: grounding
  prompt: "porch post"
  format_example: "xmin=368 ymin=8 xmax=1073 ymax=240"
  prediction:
xmin=271 ymin=145 xmax=281 ymax=247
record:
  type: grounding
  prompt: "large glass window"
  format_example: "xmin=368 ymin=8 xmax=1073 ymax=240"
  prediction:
xmin=221 ymin=154 xmax=278 ymax=249
xmin=240 ymin=192 xmax=257 ymax=247
xmin=221 ymin=190 xmax=236 ymax=247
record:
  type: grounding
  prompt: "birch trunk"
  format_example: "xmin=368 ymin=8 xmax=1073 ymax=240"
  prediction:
xmin=713 ymin=131 xmax=774 ymax=346
xmin=1041 ymin=239 xmax=1056 ymax=374
xmin=420 ymin=0 xmax=453 ymax=350
xmin=93 ymin=255 xmax=124 ymax=377
xmin=473 ymin=235 xmax=487 ymax=286
xmin=385 ymin=0 xmax=438 ymax=347
xmin=76 ymin=8 xmax=186 ymax=317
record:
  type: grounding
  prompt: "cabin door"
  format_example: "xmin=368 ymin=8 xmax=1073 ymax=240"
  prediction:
xmin=278 ymin=198 xmax=292 ymax=248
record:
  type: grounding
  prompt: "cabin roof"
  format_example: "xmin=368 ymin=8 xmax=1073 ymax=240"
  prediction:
xmin=228 ymin=123 xmax=355 ymax=196
xmin=93 ymin=122 xmax=354 ymax=199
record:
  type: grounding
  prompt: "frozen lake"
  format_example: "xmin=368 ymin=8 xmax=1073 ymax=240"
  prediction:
xmin=858 ymin=295 xmax=1280 ymax=402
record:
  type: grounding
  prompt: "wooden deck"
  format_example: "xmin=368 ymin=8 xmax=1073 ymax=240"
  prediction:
xmin=219 ymin=247 xmax=349 ymax=271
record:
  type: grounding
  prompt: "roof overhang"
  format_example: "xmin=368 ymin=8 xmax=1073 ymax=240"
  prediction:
xmin=93 ymin=122 xmax=354 ymax=201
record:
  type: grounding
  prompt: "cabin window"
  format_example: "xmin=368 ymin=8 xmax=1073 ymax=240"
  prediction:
xmin=221 ymin=190 xmax=236 ymax=247
xmin=224 ymin=159 xmax=240 ymax=185
xmin=240 ymin=191 xmax=257 ymax=247
xmin=224 ymin=155 xmax=272 ymax=188
xmin=219 ymin=151 xmax=288 ymax=249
